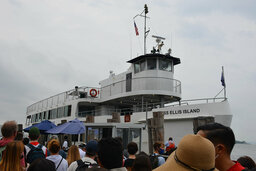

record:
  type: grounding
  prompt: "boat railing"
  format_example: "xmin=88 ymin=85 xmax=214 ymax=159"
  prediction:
xmin=78 ymin=108 xmax=125 ymax=117
xmin=26 ymin=86 xmax=100 ymax=114
xmin=100 ymin=77 xmax=181 ymax=98
xmin=77 ymin=97 xmax=226 ymax=117
xmin=27 ymin=77 xmax=181 ymax=114
xmin=164 ymin=97 xmax=227 ymax=107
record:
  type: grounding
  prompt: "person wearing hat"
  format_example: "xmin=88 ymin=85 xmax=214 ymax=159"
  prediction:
xmin=197 ymin=123 xmax=245 ymax=171
xmin=78 ymin=143 xmax=86 ymax=159
xmin=154 ymin=134 xmax=218 ymax=171
xmin=25 ymin=127 xmax=48 ymax=164
xmin=68 ymin=140 xmax=98 ymax=171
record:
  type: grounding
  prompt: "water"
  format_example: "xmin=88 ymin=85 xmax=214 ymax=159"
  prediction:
xmin=231 ymin=143 xmax=256 ymax=161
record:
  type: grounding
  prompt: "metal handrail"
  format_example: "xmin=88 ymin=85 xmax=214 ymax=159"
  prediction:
xmin=77 ymin=97 xmax=226 ymax=117
xmin=164 ymin=97 xmax=226 ymax=107
xmin=26 ymin=86 xmax=100 ymax=113
xmin=101 ymin=76 xmax=181 ymax=89
xmin=27 ymin=77 xmax=182 ymax=114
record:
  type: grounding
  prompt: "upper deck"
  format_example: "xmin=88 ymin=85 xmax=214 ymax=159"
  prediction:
xmin=26 ymin=53 xmax=182 ymax=121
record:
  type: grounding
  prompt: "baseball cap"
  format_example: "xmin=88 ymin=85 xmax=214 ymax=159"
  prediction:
xmin=86 ymin=140 xmax=98 ymax=156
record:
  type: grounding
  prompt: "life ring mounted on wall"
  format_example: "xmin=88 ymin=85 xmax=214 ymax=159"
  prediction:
xmin=90 ymin=89 xmax=98 ymax=97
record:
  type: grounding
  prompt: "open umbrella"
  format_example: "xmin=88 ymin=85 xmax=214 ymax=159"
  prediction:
xmin=24 ymin=120 xmax=56 ymax=133
xmin=46 ymin=118 xmax=85 ymax=134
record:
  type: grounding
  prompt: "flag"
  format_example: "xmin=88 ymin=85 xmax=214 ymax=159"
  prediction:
xmin=134 ymin=21 xmax=139 ymax=36
xmin=221 ymin=68 xmax=226 ymax=87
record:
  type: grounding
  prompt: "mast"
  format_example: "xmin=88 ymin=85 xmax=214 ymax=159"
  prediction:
xmin=144 ymin=4 xmax=148 ymax=55
xmin=134 ymin=4 xmax=149 ymax=55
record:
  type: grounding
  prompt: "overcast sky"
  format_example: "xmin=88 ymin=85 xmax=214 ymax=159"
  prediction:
xmin=0 ymin=0 xmax=255 ymax=143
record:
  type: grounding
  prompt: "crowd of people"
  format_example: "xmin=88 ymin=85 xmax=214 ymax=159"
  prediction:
xmin=0 ymin=120 xmax=255 ymax=171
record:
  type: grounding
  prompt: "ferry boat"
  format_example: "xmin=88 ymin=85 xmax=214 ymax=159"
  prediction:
xmin=24 ymin=5 xmax=232 ymax=152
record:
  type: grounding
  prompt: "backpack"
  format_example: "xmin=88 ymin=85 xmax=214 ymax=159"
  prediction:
xmin=26 ymin=143 xmax=45 ymax=164
xmin=76 ymin=160 xmax=98 ymax=171
xmin=149 ymin=154 xmax=159 ymax=169
xmin=0 ymin=146 xmax=6 ymax=161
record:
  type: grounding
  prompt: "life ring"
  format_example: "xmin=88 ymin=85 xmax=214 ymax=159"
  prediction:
xmin=90 ymin=89 xmax=97 ymax=97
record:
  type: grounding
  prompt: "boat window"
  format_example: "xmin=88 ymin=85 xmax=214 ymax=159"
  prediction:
xmin=57 ymin=107 xmax=64 ymax=118
xmin=134 ymin=62 xmax=140 ymax=73
xmin=43 ymin=112 xmax=46 ymax=120
xmin=147 ymin=58 xmax=157 ymax=70
xmin=39 ymin=113 xmax=42 ymax=122
xmin=159 ymin=58 xmax=172 ymax=72
xmin=68 ymin=105 xmax=72 ymax=116
xmin=45 ymin=111 xmax=48 ymax=120
xmin=87 ymin=127 xmax=100 ymax=141
xmin=48 ymin=110 xmax=52 ymax=120
xmin=26 ymin=116 xmax=31 ymax=125
xmin=135 ymin=60 xmax=147 ymax=73
xmin=34 ymin=114 xmax=36 ymax=123
xmin=35 ymin=113 xmax=38 ymax=122
xmin=140 ymin=60 xmax=146 ymax=71
xmin=52 ymin=109 xmax=57 ymax=119
xmin=31 ymin=115 xmax=34 ymax=123
xmin=64 ymin=106 xmax=68 ymax=117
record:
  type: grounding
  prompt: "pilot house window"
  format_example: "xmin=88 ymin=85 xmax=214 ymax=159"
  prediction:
xmin=134 ymin=63 xmax=140 ymax=73
xmin=140 ymin=60 xmax=146 ymax=71
xmin=159 ymin=58 xmax=172 ymax=72
xmin=147 ymin=58 xmax=156 ymax=70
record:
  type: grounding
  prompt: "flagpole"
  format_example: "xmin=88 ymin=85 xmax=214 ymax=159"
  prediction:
xmin=222 ymin=66 xmax=227 ymax=100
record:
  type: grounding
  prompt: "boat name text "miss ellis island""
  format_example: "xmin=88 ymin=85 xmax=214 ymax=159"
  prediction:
xmin=163 ymin=108 xmax=201 ymax=115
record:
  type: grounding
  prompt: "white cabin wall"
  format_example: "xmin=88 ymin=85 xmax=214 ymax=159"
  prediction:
xmin=99 ymin=71 xmax=127 ymax=87
xmin=164 ymin=119 xmax=194 ymax=145
xmin=215 ymin=115 xmax=232 ymax=127
xmin=94 ymin=115 xmax=112 ymax=123
xmin=139 ymin=119 xmax=194 ymax=154
xmin=100 ymin=71 xmax=127 ymax=99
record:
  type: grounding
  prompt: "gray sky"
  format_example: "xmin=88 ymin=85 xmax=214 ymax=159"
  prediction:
xmin=0 ymin=0 xmax=255 ymax=143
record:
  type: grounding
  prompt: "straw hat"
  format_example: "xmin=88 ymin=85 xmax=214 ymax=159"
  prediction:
xmin=154 ymin=134 xmax=218 ymax=171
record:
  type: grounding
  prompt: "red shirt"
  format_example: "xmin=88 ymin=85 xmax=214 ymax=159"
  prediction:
xmin=227 ymin=161 xmax=245 ymax=171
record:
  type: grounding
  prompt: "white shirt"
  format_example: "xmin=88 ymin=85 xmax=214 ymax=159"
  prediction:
xmin=68 ymin=156 xmax=96 ymax=171
xmin=153 ymin=153 xmax=165 ymax=166
xmin=62 ymin=140 xmax=68 ymax=148
xmin=47 ymin=154 xmax=68 ymax=171
xmin=79 ymin=148 xmax=86 ymax=159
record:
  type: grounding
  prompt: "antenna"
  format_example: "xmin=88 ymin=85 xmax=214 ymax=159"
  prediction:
xmin=152 ymin=35 xmax=166 ymax=53
xmin=152 ymin=35 xmax=166 ymax=40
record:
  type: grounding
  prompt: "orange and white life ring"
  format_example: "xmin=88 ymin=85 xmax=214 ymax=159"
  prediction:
xmin=90 ymin=89 xmax=97 ymax=97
